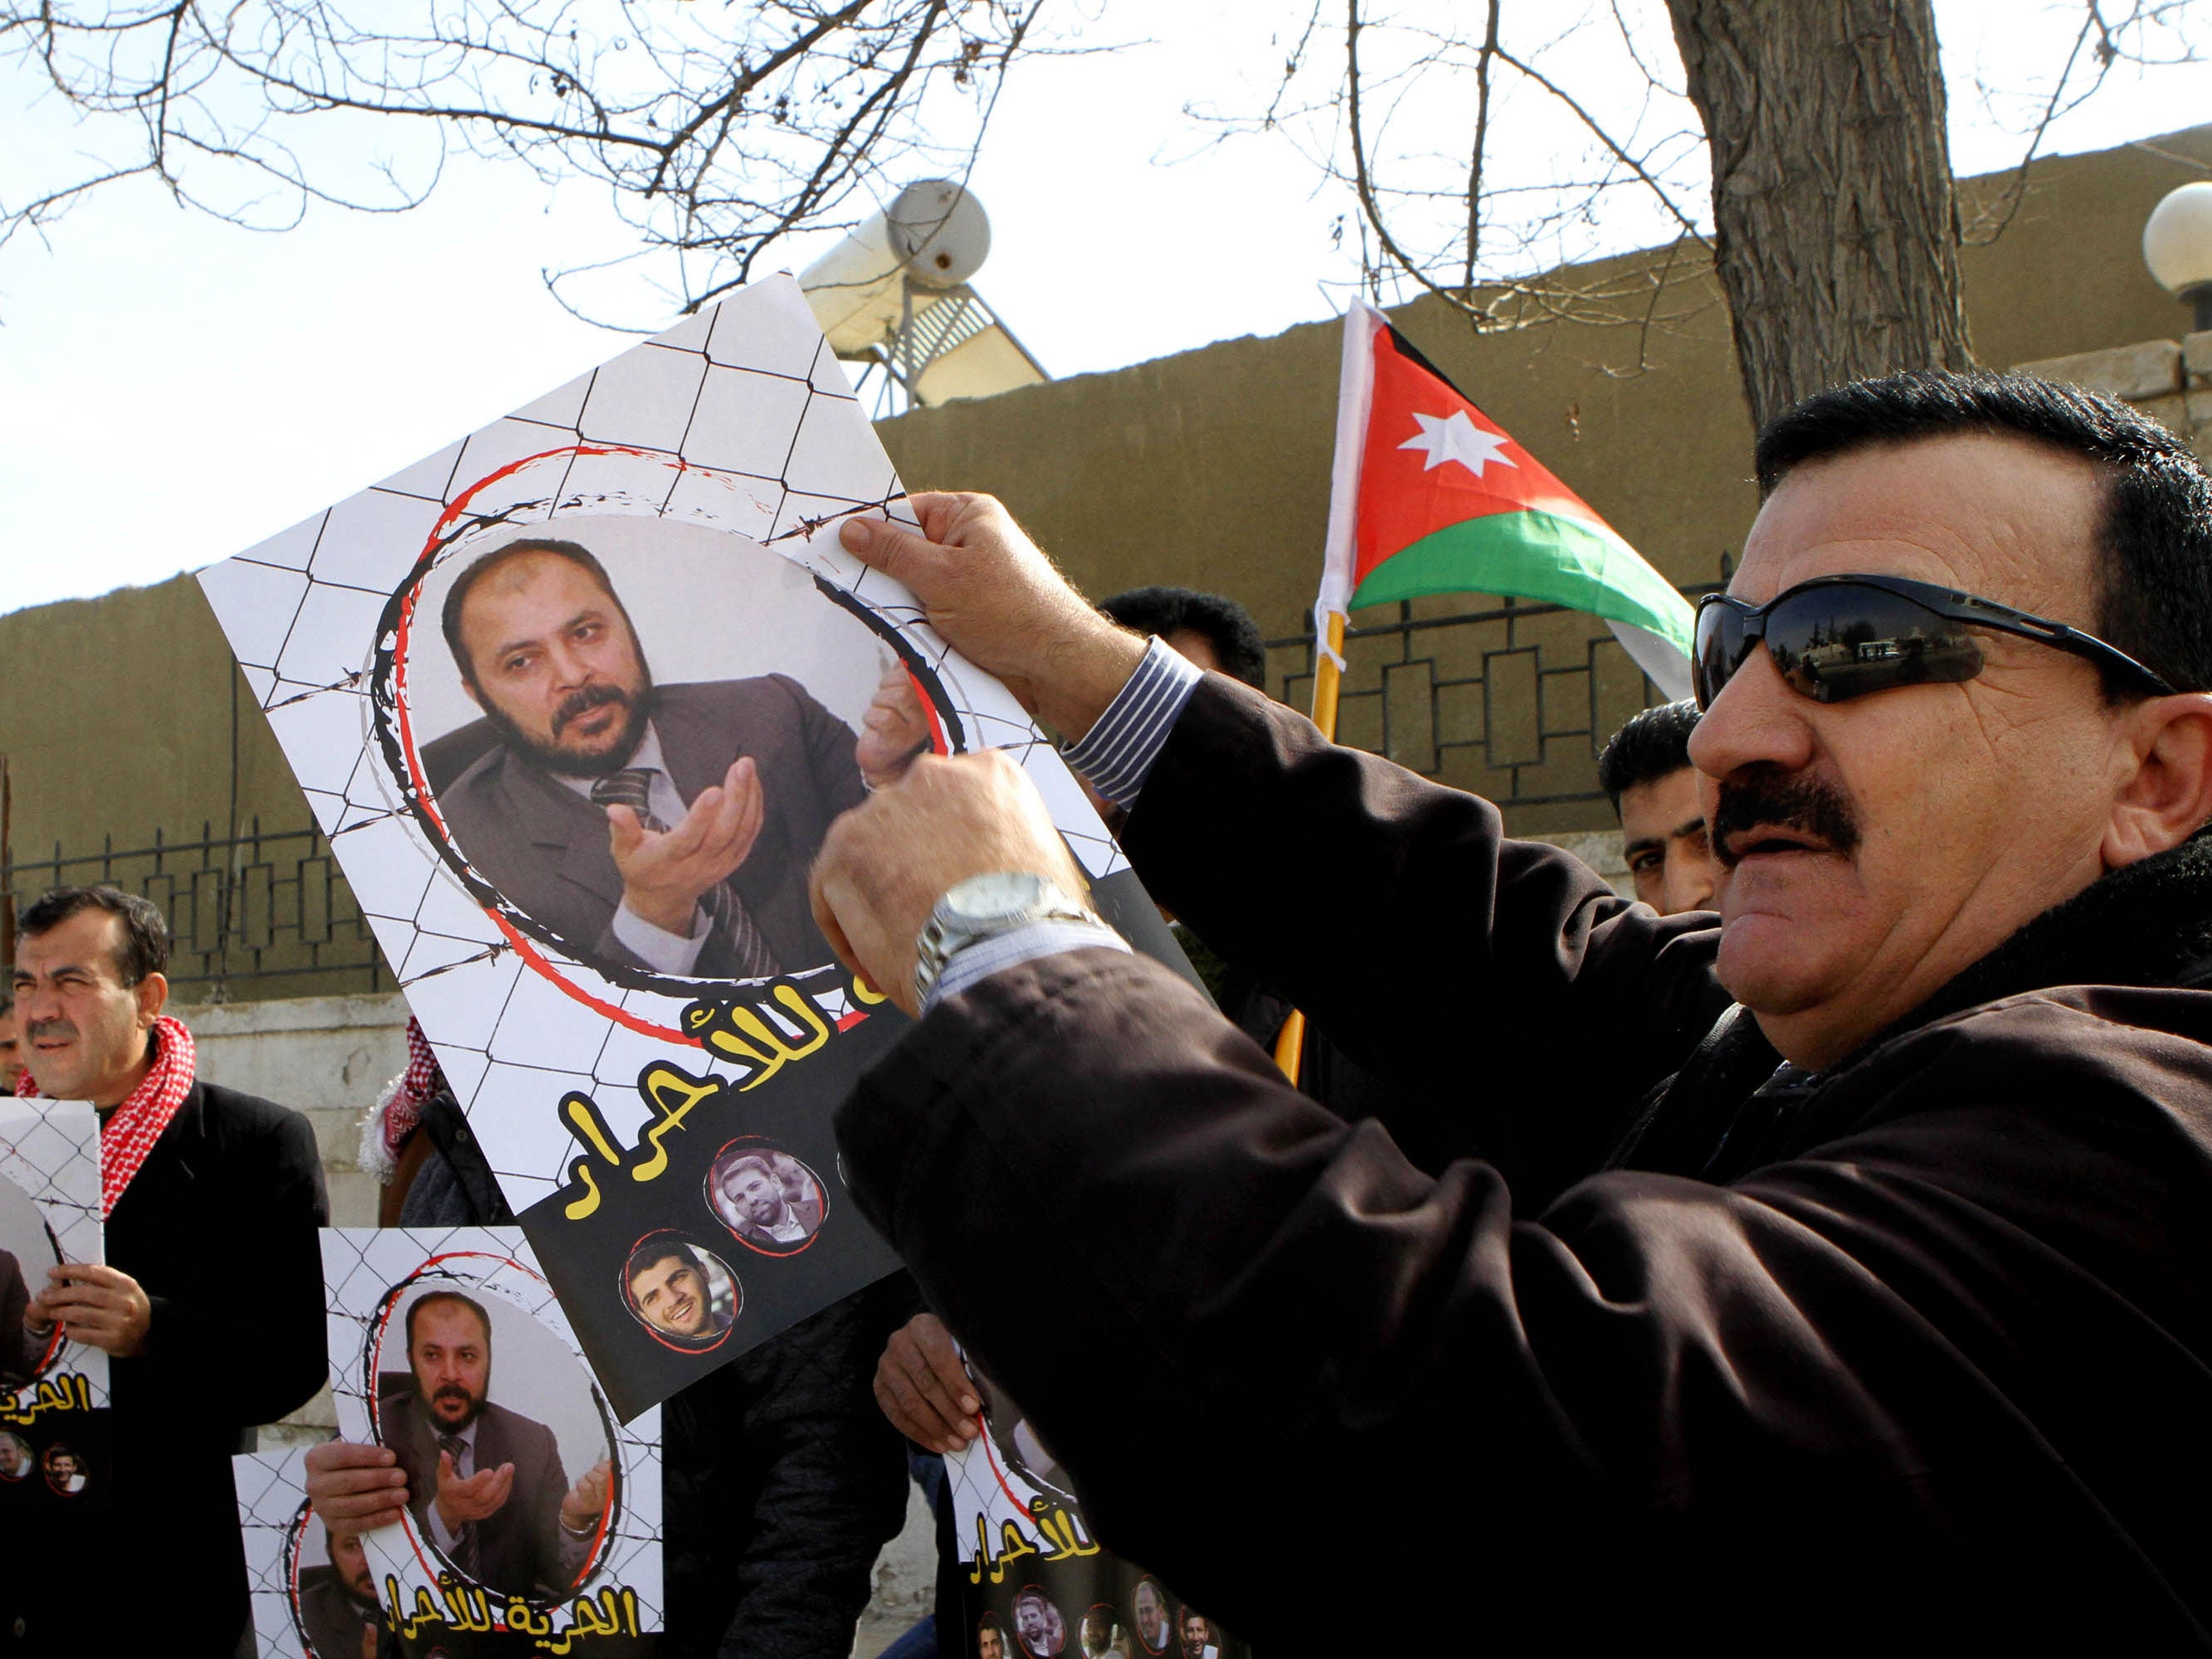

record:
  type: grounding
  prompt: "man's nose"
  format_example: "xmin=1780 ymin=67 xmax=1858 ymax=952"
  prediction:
xmin=1687 ymin=645 xmax=1815 ymax=784
xmin=546 ymin=639 xmax=592 ymax=688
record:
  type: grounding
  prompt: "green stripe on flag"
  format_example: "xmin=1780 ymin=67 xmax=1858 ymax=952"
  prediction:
xmin=1347 ymin=508 xmax=1693 ymax=654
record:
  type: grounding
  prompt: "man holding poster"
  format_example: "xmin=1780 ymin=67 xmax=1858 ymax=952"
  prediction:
xmin=5 ymin=885 xmax=328 ymax=1654
xmin=814 ymin=373 xmax=2212 ymax=1649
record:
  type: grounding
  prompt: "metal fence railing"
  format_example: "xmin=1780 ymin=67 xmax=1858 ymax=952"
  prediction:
xmin=2 ymin=818 xmax=390 ymax=1000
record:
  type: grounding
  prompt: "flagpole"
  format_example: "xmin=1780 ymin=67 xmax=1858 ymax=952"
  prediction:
xmin=1270 ymin=608 xmax=1347 ymax=1081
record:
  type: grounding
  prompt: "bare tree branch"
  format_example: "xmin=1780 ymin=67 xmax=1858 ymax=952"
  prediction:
xmin=1 ymin=0 xmax=1054 ymax=321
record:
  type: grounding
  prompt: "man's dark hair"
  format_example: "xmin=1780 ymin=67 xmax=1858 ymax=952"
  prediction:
xmin=1755 ymin=368 xmax=2212 ymax=698
xmin=405 ymin=1289 xmax=494 ymax=1354
xmin=439 ymin=538 xmax=628 ymax=685
xmin=1099 ymin=586 xmax=1269 ymax=689
xmin=1596 ymin=699 xmax=1700 ymax=810
xmin=17 ymin=887 xmax=170 ymax=986
xmin=625 ymin=1236 xmax=704 ymax=1288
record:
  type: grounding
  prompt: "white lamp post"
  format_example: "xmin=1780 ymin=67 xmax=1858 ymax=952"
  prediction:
xmin=2144 ymin=181 xmax=2212 ymax=335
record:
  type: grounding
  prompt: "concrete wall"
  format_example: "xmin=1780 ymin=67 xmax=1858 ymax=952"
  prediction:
xmin=173 ymin=990 xmax=409 ymax=1230
xmin=2 ymin=128 xmax=2206 ymax=883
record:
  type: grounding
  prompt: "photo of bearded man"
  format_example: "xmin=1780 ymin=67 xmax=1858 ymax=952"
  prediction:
xmin=376 ymin=1290 xmax=612 ymax=1600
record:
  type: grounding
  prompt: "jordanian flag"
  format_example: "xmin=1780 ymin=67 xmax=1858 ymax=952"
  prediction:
xmin=1314 ymin=300 xmax=1693 ymax=698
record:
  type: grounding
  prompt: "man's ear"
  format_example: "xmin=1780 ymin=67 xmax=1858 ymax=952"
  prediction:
xmin=2103 ymin=693 xmax=2212 ymax=868
xmin=460 ymin=673 xmax=483 ymax=709
xmin=134 ymin=971 xmax=168 ymax=1027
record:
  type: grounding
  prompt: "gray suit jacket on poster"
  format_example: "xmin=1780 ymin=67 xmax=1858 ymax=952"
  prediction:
xmin=438 ymin=677 xmax=870 ymax=978
xmin=380 ymin=1381 xmax=575 ymax=1601
xmin=295 ymin=1564 xmax=380 ymax=1659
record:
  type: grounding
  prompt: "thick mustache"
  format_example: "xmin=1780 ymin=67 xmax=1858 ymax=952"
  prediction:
xmin=1710 ymin=766 xmax=1862 ymax=866
xmin=551 ymin=682 xmax=629 ymax=737
xmin=24 ymin=1019 xmax=75 ymax=1043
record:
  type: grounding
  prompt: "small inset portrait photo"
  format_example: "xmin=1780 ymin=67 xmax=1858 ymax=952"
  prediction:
xmin=705 ymin=1139 xmax=828 ymax=1256
xmin=620 ymin=1231 xmax=742 ymax=1353
xmin=1131 ymin=1580 xmax=1173 ymax=1657
xmin=290 ymin=1514 xmax=386 ymax=1659
xmin=0 ymin=1430 xmax=32 ymax=1481
xmin=0 ymin=1171 xmax=65 ymax=1392
xmin=1012 ymin=1586 xmax=1067 ymax=1659
xmin=977 ymin=1614 xmax=1010 ymax=1659
xmin=41 ymin=1443 xmax=86 ymax=1496
xmin=1175 ymin=1607 xmax=1218 ymax=1659
xmin=1081 ymin=1603 xmax=1132 ymax=1659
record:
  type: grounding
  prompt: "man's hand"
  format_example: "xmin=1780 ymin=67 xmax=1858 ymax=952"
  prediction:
xmin=32 ymin=1264 xmax=149 ymax=1357
xmin=560 ymin=1457 xmax=614 ymax=1534
xmin=434 ymin=1448 xmax=515 ymax=1531
xmin=838 ymin=494 xmax=1147 ymax=740
xmin=607 ymin=756 xmax=765 ymax=935
xmin=875 ymin=1312 xmax=982 ymax=1454
xmin=811 ymin=750 xmax=1091 ymax=1017
xmin=856 ymin=662 xmax=936 ymax=789
xmin=305 ymin=1440 xmax=412 ymax=1533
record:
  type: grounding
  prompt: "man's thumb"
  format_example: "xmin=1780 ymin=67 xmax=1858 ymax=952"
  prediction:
xmin=840 ymin=515 xmax=941 ymax=585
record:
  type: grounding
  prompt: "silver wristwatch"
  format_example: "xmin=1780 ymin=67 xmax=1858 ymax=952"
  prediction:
xmin=913 ymin=871 xmax=1099 ymax=1005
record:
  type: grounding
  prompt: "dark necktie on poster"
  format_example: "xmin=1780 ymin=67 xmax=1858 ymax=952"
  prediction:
xmin=436 ymin=1433 xmax=482 ymax=1576
xmin=591 ymin=766 xmax=782 ymax=978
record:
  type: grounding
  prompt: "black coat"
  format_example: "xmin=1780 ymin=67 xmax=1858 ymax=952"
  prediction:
xmin=0 ymin=1079 xmax=329 ymax=1657
xmin=837 ymin=673 xmax=2212 ymax=1654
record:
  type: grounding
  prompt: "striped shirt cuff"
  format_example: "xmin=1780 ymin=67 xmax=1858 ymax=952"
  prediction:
xmin=921 ymin=920 xmax=1131 ymax=1015
xmin=1060 ymin=636 xmax=1205 ymax=807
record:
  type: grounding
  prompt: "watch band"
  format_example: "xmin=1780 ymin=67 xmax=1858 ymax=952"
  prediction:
xmin=913 ymin=872 xmax=1101 ymax=1005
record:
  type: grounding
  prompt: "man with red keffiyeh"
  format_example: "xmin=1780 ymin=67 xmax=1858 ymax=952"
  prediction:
xmin=2 ymin=885 xmax=329 ymax=1657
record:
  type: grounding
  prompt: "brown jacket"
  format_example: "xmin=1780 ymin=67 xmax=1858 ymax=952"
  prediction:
xmin=838 ymin=675 xmax=2212 ymax=1652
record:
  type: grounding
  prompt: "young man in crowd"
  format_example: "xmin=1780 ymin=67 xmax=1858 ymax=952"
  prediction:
xmin=2 ymin=886 xmax=328 ymax=1656
xmin=1596 ymin=698 xmax=1720 ymax=916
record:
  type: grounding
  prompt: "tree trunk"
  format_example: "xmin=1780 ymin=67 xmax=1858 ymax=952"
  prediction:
xmin=1666 ymin=0 xmax=1974 ymax=435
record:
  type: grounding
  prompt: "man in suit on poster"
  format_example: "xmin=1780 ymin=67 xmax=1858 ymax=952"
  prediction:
xmin=380 ymin=1290 xmax=611 ymax=1601
xmin=431 ymin=538 xmax=928 ymax=980
xmin=296 ymin=1525 xmax=384 ymax=1659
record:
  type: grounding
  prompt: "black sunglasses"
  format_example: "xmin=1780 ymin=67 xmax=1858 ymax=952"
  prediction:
xmin=1693 ymin=574 xmax=2175 ymax=709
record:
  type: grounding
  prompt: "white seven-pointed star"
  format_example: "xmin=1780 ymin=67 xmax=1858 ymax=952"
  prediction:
xmin=1400 ymin=409 xmax=1518 ymax=477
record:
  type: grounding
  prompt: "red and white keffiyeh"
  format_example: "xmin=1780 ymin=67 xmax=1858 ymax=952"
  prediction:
xmin=14 ymin=1014 xmax=196 ymax=1218
xmin=359 ymin=1018 xmax=443 ymax=1184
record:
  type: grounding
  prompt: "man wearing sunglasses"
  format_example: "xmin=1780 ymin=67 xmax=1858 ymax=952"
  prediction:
xmin=811 ymin=371 xmax=2212 ymax=1651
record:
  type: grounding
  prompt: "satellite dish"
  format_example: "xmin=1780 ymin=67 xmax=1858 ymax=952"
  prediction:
xmin=798 ymin=181 xmax=1047 ymax=411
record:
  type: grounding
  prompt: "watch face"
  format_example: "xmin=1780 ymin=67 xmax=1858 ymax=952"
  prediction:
xmin=943 ymin=871 xmax=1051 ymax=926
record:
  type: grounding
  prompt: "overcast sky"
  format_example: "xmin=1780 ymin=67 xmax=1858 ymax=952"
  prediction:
xmin=0 ymin=0 xmax=2205 ymax=617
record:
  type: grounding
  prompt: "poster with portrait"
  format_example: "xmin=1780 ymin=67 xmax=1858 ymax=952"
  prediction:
xmin=945 ymin=1360 xmax=1247 ymax=1659
xmin=236 ymin=1443 xmax=385 ymax=1659
xmin=322 ymin=1227 xmax=661 ymax=1655
xmin=0 ymin=1100 xmax=110 ymax=1512
xmin=197 ymin=273 xmax=1191 ymax=1420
